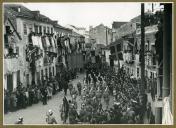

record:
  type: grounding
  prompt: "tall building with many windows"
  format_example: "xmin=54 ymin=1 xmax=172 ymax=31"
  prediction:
xmin=4 ymin=4 xmax=57 ymax=89
xmin=89 ymin=24 xmax=112 ymax=47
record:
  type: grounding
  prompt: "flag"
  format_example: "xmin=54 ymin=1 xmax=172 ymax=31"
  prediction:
xmin=26 ymin=45 xmax=37 ymax=64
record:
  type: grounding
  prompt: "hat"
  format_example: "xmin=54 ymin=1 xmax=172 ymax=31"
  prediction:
xmin=93 ymin=96 xmax=96 ymax=100
xmin=48 ymin=109 xmax=53 ymax=115
xmin=18 ymin=117 xmax=23 ymax=121
xmin=114 ymin=102 xmax=120 ymax=106
xmin=131 ymin=99 xmax=137 ymax=103
xmin=127 ymin=107 xmax=131 ymax=111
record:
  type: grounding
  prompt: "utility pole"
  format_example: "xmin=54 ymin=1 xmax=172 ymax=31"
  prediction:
xmin=162 ymin=4 xmax=172 ymax=99
xmin=106 ymin=26 xmax=108 ymax=46
xmin=141 ymin=3 xmax=145 ymax=92
xmin=155 ymin=4 xmax=172 ymax=124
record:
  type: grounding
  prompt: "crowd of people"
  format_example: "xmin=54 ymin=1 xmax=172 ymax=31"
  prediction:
xmin=4 ymin=77 xmax=58 ymax=114
xmin=55 ymin=63 xmax=155 ymax=124
xmin=5 ymin=63 xmax=155 ymax=124
xmin=4 ymin=68 xmax=78 ymax=114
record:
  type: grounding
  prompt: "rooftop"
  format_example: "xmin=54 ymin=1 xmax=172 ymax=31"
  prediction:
xmin=4 ymin=4 xmax=54 ymax=24
xmin=112 ymin=21 xmax=127 ymax=29
xmin=136 ymin=25 xmax=158 ymax=35
xmin=4 ymin=4 xmax=73 ymax=34
xmin=54 ymin=24 xmax=72 ymax=31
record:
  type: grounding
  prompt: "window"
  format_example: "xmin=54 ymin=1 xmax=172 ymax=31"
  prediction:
xmin=23 ymin=23 xmax=27 ymax=35
xmin=153 ymin=55 xmax=156 ymax=65
xmin=51 ymin=28 xmax=53 ymax=34
xmin=6 ymin=26 xmax=11 ymax=34
xmin=43 ymin=26 xmax=46 ymax=34
xmin=34 ymin=25 xmax=38 ymax=33
xmin=137 ymin=68 xmax=139 ymax=77
xmin=150 ymin=72 xmax=153 ymax=79
xmin=7 ymin=74 xmax=13 ymax=92
xmin=127 ymin=68 xmax=129 ymax=74
xmin=47 ymin=27 xmax=50 ymax=34
xmin=17 ymin=70 xmax=20 ymax=84
xmin=53 ymin=66 xmax=55 ymax=76
xmin=45 ymin=68 xmax=48 ymax=78
xmin=147 ymin=40 xmax=150 ymax=51
xmin=37 ymin=72 xmax=40 ymax=83
xmin=116 ymin=43 xmax=121 ymax=52
xmin=27 ymin=24 xmax=32 ymax=34
xmin=39 ymin=26 xmax=42 ymax=33
xmin=26 ymin=74 xmax=29 ymax=86
xmin=145 ymin=44 xmax=148 ymax=51
xmin=145 ymin=70 xmax=148 ymax=76
xmin=41 ymin=70 xmax=43 ymax=79
xmin=29 ymin=27 xmax=33 ymax=33
xmin=110 ymin=46 xmax=115 ymax=54
xmin=49 ymin=67 xmax=51 ymax=76
xmin=4 ymin=34 xmax=8 ymax=48
xmin=15 ymin=46 xmax=19 ymax=56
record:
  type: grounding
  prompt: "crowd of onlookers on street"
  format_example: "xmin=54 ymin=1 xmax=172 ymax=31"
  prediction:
xmin=4 ymin=63 xmax=155 ymax=124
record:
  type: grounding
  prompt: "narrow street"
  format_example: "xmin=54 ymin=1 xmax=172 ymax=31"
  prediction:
xmin=4 ymin=73 xmax=113 ymax=124
xmin=3 ymin=3 xmax=173 ymax=125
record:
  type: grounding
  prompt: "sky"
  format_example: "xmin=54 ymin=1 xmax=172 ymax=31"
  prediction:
xmin=19 ymin=2 xmax=159 ymax=30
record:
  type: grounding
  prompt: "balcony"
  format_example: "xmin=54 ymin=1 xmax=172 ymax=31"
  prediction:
xmin=125 ymin=60 xmax=134 ymax=64
xmin=123 ymin=52 xmax=135 ymax=65
xmin=4 ymin=45 xmax=19 ymax=59
xmin=145 ymin=50 xmax=153 ymax=56
xmin=154 ymin=100 xmax=163 ymax=108
xmin=135 ymin=54 xmax=140 ymax=63
xmin=4 ymin=57 xmax=21 ymax=73
xmin=147 ymin=64 xmax=157 ymax=70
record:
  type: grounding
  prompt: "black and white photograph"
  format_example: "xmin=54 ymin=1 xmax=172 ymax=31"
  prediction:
xmin=3 ymin=2 xmax=173 ymax=125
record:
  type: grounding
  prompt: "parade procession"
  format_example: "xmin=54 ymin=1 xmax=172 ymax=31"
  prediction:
xmin=3 ymin=3 xmax=173 ymax=125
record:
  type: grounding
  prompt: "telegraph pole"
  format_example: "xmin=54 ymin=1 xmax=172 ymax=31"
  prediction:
xmin=162 ymin=4 xmax=172 ymax=99
xmin=106 ymin=26 xmax=108 ymax=46
xmin=141 ymin=3 xmax=145 ymax=92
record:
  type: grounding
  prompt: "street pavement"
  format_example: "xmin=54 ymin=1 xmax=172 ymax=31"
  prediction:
xmin=4 ymin=73 xmax=114 ymax=125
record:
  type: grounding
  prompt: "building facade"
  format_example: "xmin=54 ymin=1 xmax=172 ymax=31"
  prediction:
xmin=4 ymin=13 xmax=23 ymax=91
xmin=65 ymin=25 xmax=89 ymax=44
xmin=109 ymin=15 xmax=158 ymax=79
xmin=89 ymin=24 xmax=112 ymax=46
xmin=4 ymin=4 xmax=58 ymax=89
xmin=135 ymin=25 xmax=158 ymax=79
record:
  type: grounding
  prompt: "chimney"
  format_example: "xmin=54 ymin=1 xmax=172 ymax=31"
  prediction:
xmin=32 ymin=11 xmax=40 ymax=17
xmin=89 ymin=26 xmax=93 ymax=30
xmin=18 ymin=6 xmax=21 ymax=12
xmin=53 ymin=20 xmax=58 ymax=25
